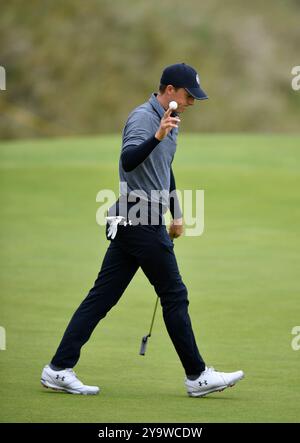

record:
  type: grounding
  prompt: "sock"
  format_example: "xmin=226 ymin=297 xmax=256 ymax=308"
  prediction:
xmin=50 ymin=363 xmax=66 ymax=371
xmin=187 ymin=374 xmax=201 ymax=381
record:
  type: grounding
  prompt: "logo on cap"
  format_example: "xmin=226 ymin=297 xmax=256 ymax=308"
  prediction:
xmin=196 ymin=74 xmax=200 ymax=85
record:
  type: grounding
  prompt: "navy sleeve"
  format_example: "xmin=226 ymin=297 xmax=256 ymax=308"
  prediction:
xmin=121 ymin=135 xmax=161 ymax=172
xmin=169 ymin=168 xmax=182 ymax=219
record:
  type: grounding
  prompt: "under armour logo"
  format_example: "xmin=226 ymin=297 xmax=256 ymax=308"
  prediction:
xmin=123 ymin=220 xmax=132 ymax=226
xmin=55 ymin=375 xmax=65 ymax=381
xmin=199 ymin=380 xmax=208 ymax=386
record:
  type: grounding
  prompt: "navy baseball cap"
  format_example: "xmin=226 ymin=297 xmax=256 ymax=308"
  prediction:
xmin=160 ymin=63 xmax=208 ymax=100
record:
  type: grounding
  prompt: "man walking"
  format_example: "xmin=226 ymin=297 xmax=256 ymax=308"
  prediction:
xmin=41 ymin=63 xmax=244 ymax=397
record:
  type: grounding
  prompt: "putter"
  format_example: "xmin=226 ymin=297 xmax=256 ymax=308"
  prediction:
xmin=139 ymin=296 xmax=159 ymax=356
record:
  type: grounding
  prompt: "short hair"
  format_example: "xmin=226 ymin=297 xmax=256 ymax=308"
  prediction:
xmin=159 ymin=84 xmax=180 ymax=93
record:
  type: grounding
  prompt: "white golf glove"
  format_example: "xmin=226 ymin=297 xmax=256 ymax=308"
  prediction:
xmin=105 ymin=216 xmax=125 ymax=239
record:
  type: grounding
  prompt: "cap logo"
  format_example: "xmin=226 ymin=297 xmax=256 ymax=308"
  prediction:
xmin=196 ymin=74 xmax=200 ymax=85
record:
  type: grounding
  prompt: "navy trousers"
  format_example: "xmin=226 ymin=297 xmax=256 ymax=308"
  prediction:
xmin=51 ymin=224 xmax=206 ymax=375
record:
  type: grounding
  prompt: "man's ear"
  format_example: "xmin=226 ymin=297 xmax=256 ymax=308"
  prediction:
xmin=166 ymin=84 xmax=175 ymax=95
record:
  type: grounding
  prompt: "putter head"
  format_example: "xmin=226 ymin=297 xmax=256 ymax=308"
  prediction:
xmin=139 ymin=334 xmax=150 ymax=356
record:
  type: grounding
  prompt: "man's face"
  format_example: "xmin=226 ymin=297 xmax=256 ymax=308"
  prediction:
xmin=169 ymin=87 xmax=195 ymax=113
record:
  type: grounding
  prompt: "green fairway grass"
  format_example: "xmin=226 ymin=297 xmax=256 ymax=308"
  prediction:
xmin=0 ymin=134 xmax=299 ymax=423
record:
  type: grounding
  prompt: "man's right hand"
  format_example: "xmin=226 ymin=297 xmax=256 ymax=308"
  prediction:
xmin=155 ymin=108 xmax=180 ymax=141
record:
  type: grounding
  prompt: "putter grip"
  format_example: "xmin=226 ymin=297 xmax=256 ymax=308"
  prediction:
xmin=139 ymin=336 xmax=148 ymax=356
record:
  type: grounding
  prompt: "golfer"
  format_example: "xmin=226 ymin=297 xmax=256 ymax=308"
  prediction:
xmin=41 ymin=63 xmax=244 ymax=397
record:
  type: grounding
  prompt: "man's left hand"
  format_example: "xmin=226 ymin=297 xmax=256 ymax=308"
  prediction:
xmin=169 ymin=218 xmax=184 ymax=240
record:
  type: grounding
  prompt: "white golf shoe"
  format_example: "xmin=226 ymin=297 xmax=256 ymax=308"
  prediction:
xmin=41 ymin=365 xmax=100 ymax=395
xmin=185 ymin=366 xmax=244 ymax=397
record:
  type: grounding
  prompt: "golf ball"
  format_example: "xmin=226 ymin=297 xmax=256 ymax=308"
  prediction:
xmin=169 ymin=101 xmax=178 ymax=111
